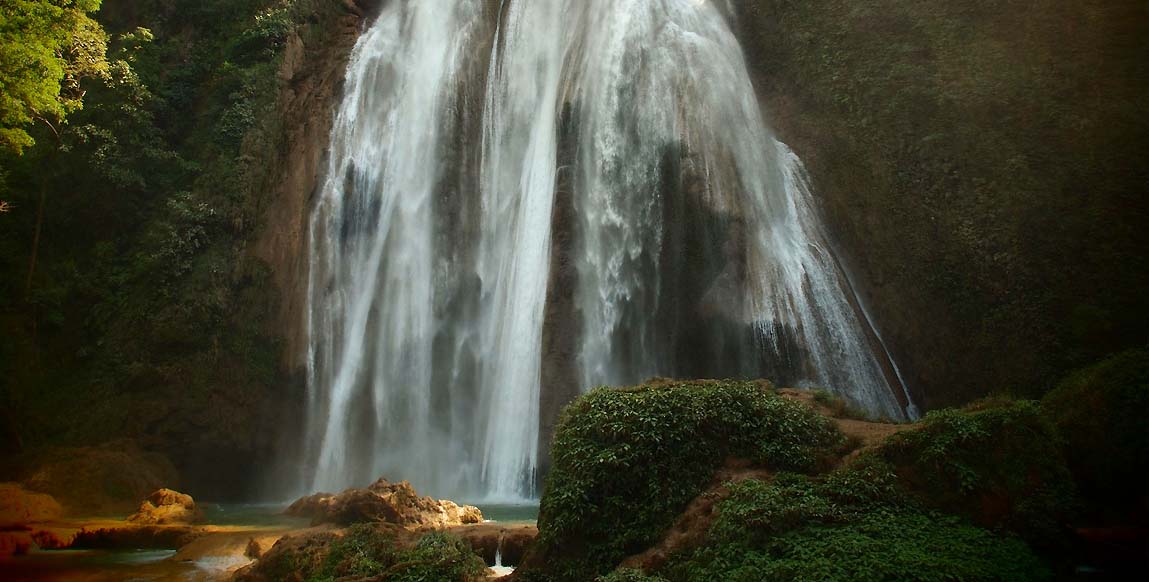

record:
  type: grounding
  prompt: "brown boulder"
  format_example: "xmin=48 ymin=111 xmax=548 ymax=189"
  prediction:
xmin=233 ymin=529 xmax=341 ymax=582
xmin=286 ymin=477 xmax=483 ymax=527
xmin=0 ymin=482 xmax=63 ymax=527
xmin=127 ymin=488 xmax=202 ymax=525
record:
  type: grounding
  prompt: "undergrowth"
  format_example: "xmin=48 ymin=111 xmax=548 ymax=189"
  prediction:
xmin=302 ymin=525 xmax=487 ymax=582
xmin=531 ymin=379 xmax=842 ymax=581
xmin=661 ymin=459 xmax=1050 ymax=581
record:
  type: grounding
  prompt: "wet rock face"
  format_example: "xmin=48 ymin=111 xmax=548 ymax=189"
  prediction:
xmin=127 ymin=488 xmax=203 ymax=525
xmin=286 ymin=477 xmax=483 ymax=527
xmin=448 ymin=523 xmax=538 ymax=567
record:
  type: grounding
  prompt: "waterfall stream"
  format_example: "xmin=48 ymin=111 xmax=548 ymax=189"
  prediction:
xmin=303 ymin=0 xmax=918 ymax=501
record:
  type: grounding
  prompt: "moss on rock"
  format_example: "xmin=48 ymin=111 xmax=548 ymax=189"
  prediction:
xmin=237 ymin=524 xmax=488 ymax=582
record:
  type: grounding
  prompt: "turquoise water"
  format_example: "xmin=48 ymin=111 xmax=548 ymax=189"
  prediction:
xmin=475 ymin=503 xmax=540 ymax=523
xmin=198 ymin=503 xmax=306 ymax=527
xmin=0 ymin=549 xmax=201 ymax=581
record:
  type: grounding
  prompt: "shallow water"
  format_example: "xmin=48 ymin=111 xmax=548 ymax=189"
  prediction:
xmin=474 ymin=502 xmax=541 ymax=524
xmin=197 ymin=503 xmax=304 ymax=528
xmin=0 ymin=504 xmax=303 ymax=582
xmin=0 ymin=549 xmax=199 ymax=582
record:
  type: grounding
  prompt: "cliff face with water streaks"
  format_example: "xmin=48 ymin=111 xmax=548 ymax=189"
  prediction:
xmin=734 ymin=0 xmax=1148 ymax=408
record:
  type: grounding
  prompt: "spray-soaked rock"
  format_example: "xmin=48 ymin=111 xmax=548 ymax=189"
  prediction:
xmin=127 ymin=488 xmax=203 ymax=525
xmin=286 ymin=477 xmax=483 ymax=527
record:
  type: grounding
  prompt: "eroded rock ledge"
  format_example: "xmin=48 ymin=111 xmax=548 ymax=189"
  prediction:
xmin=286 ymin=477 xmax=483 ymax=528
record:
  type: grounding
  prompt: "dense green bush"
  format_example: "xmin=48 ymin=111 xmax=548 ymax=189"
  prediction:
xmin=878 ymin=398 xmax=1075 ymax=549
xmin=531 ymin=380 xmax=842 ymax=581
xmin=307 ymin=525 xmax=488 ymax=582
xmin=663 ymin=461 xmax=1049 ymax=581
xmin=0 ymin=0 xmax=348 ymax=497
xmin=670 ymin=507 xmax=1048 ymax=581
xmin=1042 ymin=347 xmax=1149 ymax=522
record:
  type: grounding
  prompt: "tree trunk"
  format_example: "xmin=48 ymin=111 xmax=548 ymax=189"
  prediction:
xmin=24 ymin=176 xmax=47 ymax=298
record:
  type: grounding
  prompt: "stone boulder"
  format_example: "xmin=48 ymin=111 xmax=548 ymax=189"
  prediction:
xmin=127 ymin=488 xmax=203 ymax=525
xmin=0 ymin=483 xmax=64 ymax=528
xmin=286 ymin=477 xmax=483 ymax=527
xmin=233 ymin=529 xmax=341 ymax=582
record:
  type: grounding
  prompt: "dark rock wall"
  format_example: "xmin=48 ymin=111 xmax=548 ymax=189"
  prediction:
xmin=733 ymin=0 xmax=1149 ymax=408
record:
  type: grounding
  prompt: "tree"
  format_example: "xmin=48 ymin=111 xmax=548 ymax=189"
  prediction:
xmin=0 ymin=0 xmax=109 ymax=293
xmin=0 ymin=0 xmax=108 ymax=153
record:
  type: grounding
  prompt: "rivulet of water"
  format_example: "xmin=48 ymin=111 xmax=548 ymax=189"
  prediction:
xmin=303 ymin=0 xmax=918 ymax=502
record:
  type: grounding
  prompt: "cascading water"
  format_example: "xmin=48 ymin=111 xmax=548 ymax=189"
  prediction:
xmin=303 ymin=0 xmax=919 ymax=502
xmin=304 ymin=0 xmax=487 ymax=494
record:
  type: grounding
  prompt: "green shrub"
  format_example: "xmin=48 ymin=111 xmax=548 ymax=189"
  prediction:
xmin=531 ymin=380 xmax=842 ymax=581
xmin=878 ymin=398 xmax=1075 ymax=549
xmin=709 ymin=457 xmax=905 ymax=545
xmin=669 ymin=509 xmax=1049 ymax=581
xmin=385 ymin=532 xmax=490 ymax=582
xmin=308 ymin=526 xmax=487 ymax=582
xmin=1043 ymin=347 xmax=1149 ymax=522
xmin=665 ymin=462 xmax=1049 ymax=581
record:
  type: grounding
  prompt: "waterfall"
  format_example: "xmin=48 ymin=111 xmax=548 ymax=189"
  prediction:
xmin=303 ymin=0 xmax=918 ymax=501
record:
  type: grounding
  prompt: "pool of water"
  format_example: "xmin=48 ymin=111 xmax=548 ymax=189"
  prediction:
xmin=198 ymin=503 xmax=305 ymax=528
xmin=0 ymin=549 xmax=208 ymax=582
xmin=474 ymin=502 xmax=540 ymax=523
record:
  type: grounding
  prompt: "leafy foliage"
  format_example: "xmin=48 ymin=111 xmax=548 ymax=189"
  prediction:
xmin=531 ymin=380 xmax=842 ymax=580
xmin=0 ymin=0 xmax=348 ymax=497
xmin=1042 ymin=347 xmax=1149 ymax=522
xmin=0 ymin=0 xmax=108 ymax=152
xmin=670 ymin=508 xmax=1049 ymax=581
xmin=306 ymin=525 xmax=488 ymax=582
xmin=662 ymin=460 xmax=1049 ymax=581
